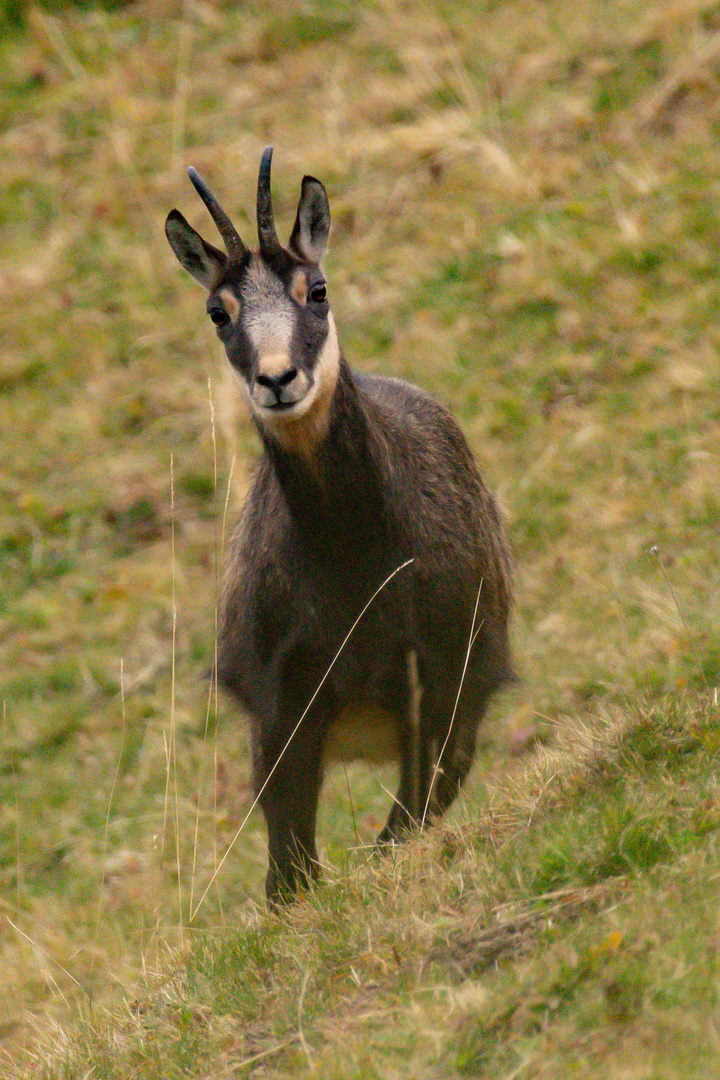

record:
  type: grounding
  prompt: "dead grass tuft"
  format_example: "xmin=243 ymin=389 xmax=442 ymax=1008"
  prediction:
xmin=428 ymin=880 xmax=623 ymax=979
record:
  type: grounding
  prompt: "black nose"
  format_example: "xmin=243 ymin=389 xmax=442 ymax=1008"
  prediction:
xmin=257 ymin=368 xmax=298 ymax=399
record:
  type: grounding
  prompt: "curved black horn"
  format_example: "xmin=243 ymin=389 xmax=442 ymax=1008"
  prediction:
xmin=256 ymin=146 xmax=283 ymax=260
xmin=187 ymin=167 xmax=247 ymax=262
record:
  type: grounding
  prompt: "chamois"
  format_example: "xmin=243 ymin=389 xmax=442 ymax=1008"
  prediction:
xmin=165 ymin=148 xmax=513 ymax=906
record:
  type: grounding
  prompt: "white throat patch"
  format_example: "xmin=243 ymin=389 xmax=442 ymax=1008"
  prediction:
xmin=242 ymin=314 xmax=340 ymax=458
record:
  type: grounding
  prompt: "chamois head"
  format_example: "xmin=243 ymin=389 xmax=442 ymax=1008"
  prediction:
xmin=165 ymin=148 xmax=337 ymax=444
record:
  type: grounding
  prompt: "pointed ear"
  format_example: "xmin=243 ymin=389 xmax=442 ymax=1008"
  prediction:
xmin=288 ymin=176 xmax=331 ymax=265
xmin=165 ymin=209 xmax=227 ymax=290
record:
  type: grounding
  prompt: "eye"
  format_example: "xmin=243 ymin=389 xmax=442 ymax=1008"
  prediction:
xmin=309 ymin=282 xmax=327 ymax=304
xmin=209 ymin=307 xmax=230 ymax=327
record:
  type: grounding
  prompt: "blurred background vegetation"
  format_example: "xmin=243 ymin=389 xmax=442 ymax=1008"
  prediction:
xmin=1 ymin=0 xmax=719 ymax=1074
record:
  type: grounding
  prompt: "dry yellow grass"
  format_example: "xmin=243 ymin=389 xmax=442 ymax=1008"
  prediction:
xmin=1 ymin=0 xmax=719 ymax=1073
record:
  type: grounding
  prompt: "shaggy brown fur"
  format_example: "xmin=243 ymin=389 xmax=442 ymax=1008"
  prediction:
xmin=166 ymin=149 xmax=513 ymax=905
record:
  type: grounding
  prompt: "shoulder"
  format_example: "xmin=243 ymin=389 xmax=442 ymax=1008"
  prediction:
xmin=353 ymin=371 xmax=477 ymax=474
xmin=355 ymin=371 xmax=435 ymax=411
xmin=354 ymin=371 xmax=466 ymax=444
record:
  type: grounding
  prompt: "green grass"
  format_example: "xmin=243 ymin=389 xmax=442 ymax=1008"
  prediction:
xmin=1 ymin=0 xmax=720 ymax=1074
xmin=23 ymin=701 xmax=720 ymax=1078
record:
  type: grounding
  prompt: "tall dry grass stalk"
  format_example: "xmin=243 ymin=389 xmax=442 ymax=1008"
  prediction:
xmin=161 ymin=454 xmax=184 ymax=944
xmin=91 ymin=658 xmax=128 ymax=980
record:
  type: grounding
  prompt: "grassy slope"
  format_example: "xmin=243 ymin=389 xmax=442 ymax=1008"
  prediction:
xmin=1 ymin=0 xmax=719 ymax=1074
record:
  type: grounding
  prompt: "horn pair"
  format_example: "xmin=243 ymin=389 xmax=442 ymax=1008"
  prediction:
xmin=187 ymin=146 xmax=281 ymax=263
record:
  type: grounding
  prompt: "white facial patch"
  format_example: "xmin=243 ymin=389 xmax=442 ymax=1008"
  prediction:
xmin=241 ymin=257 xmax=295 ymax=367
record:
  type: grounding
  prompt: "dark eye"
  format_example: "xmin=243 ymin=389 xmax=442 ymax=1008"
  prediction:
xmin=309 ymin=282 xmax=327 ymax=304
xmin=209 ymin=307 xmax=229 ymax=327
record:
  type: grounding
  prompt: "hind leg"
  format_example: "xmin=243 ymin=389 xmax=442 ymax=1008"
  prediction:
xmin=376 ymin=650 xmax=435 ymax=844
xmin=377 ymin=679 xmax=497 ymax=844
xmin=424 ymin=685 xmax=498 ymax=821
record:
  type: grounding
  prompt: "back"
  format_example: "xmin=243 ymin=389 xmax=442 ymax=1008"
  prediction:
xmin=355 ymin=370 xmax=512 ymax=621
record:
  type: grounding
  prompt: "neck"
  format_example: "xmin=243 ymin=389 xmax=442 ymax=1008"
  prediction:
xmin=260 ymin=361 xmax=389 ymax=546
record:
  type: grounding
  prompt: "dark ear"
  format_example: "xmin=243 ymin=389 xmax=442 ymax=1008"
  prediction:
xmin=288 ymin=176 xmax=331 ymax=265
xmin=165 ymin=209 xmax=227 ymax=290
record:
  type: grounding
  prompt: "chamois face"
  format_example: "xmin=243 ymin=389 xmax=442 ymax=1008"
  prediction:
xmin=165 ymin=149 xmax=338 ymax=447
xmin=208 ymin=252 xmax=339 ymax=429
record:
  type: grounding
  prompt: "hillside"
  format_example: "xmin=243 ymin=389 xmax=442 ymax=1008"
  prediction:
xmin=1 ymin=0 xmax=719 ymax=1075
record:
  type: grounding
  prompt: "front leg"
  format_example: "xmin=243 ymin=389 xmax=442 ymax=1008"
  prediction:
xmin=259 ymin=721 xmax=326 ymax=907
xmin=254 ymin=647 xmax=331 ymax=907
